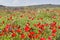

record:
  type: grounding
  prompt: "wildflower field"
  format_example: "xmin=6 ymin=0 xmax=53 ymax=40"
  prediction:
xmin=0 ymin=8 xmax=60 ymax=40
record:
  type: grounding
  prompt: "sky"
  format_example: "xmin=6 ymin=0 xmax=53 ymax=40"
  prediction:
xmin=0 ymin=0 xmax=60 ymax=6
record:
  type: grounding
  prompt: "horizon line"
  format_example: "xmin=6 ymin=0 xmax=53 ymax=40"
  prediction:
xmin=0 ymin=4 xmax=60 ymax=7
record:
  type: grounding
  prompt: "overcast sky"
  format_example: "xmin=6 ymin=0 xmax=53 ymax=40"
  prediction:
xmin=0 ymin=0 xmax=60 ymax=6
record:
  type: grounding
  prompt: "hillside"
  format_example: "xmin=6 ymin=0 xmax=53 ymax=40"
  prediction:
xmin=0 ymin=4 xmax=60 ymax=10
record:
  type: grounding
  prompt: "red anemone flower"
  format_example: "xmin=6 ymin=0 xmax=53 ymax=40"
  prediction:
xmin=11 ymin=33 xmax=16 ymax=37
xmin=40 ymin=37 xmax=46 ymax=40
xmin=52 ymin=28 xmax=57 ymax=33
xmin=16 ymin=29 xmax=21 ymax=33
xmin=20 ymin=34 xmax=25 ymax=39
xmin=24 ymin=25 xmax=30 ymax=32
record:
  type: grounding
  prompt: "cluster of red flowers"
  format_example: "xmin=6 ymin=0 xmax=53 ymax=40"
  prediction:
xmin=0 ymin=13 xmax=60 ymax=40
